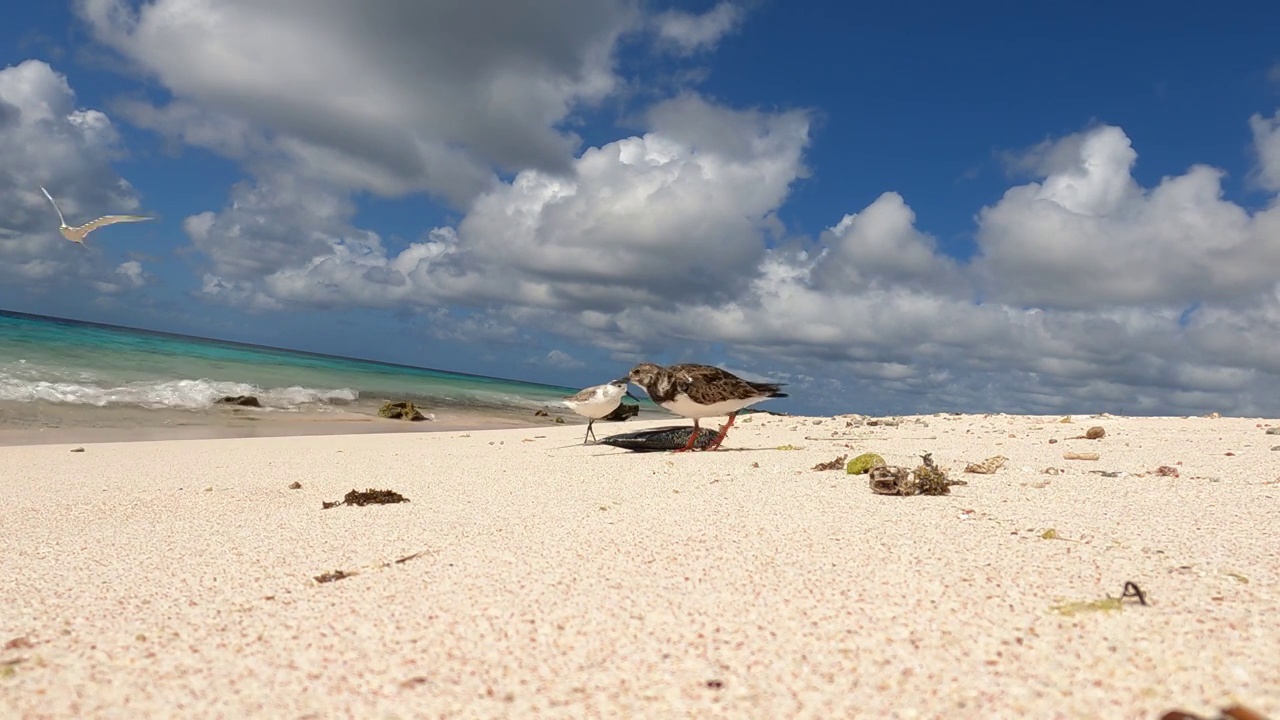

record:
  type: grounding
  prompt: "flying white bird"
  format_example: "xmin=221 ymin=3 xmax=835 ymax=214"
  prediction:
xmin=39 ymin=186 xmax=154 ymax=246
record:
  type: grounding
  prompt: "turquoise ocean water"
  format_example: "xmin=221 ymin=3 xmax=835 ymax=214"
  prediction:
xmin=0 ymin=310 xmax=602 ymax=426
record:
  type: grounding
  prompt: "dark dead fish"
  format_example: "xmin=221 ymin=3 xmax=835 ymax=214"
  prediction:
xmin=598 ymin=425 xmax=720 ymax=452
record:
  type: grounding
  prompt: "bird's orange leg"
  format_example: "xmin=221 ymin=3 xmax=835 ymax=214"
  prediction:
xmin=673 ymin=419 xmax=701 ymax=452
xmin=705 ymin=412 xmax=738 ymax=451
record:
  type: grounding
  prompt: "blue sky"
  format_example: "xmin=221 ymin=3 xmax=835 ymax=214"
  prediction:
xmin=3 ymin=1 xmax=1280 ymax=416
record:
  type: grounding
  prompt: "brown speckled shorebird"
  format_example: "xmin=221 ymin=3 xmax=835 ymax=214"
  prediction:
xmin=618 ymin=362 xmax=787 ymax=451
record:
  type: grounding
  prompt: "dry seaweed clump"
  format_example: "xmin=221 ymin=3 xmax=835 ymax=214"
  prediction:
xmin=964 ymin=455 xmax=1007 ymax=474
xmin=870 ymin=453 xmax=967 ymax=496
xmin=323 ymin=488 xmax=410 ymax=509
xmin=812 ymin=455 xmax=848 ymax=471
xmin=314 ymin=569 xmax=356 ymax=584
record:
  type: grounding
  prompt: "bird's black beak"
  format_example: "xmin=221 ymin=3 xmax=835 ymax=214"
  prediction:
xmin=613 ymin=376 xmax=632 ymax=386
xmin=624 ymin=390 xmax=640 ymax=401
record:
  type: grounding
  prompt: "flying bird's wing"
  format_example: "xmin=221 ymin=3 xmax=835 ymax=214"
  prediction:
xmin=70 ymin=215 xmax=155 ymax=236
xmin=39 ymin=186 xmax=67 ymax=226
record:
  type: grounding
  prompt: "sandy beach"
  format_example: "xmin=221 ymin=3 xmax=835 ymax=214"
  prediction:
xmin=1 ymin=412 xmax=1277 ymax=719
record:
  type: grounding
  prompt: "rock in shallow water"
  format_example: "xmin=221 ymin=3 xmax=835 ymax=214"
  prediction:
xmin=217 ymin=395 xmax=261 ymax=407
xmin=377 ymin=401 xmax=426 ymax=421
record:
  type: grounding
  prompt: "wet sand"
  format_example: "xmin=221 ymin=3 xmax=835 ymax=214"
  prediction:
xmin=0 ymin=400 xmax=579 ymax=446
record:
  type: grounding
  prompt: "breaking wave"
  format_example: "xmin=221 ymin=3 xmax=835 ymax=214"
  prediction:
xmin=0 ymin=371 xmax=358 ymax=411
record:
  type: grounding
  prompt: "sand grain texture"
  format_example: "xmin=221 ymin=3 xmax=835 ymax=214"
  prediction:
xmin=1 ymin=414 xmax=1277 ymax=719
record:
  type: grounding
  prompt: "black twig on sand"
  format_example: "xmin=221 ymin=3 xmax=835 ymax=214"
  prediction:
xmin=1121 ymin=581 xmax=1149 ymax=606
xmin=322 ymin=488 xmax=410 ymax=509
xmin=314 ymin=569 xmax=355 ymax=584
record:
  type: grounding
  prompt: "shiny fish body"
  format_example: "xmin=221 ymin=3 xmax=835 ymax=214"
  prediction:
xmin=598 ymin=425 xmax=720 ymax=453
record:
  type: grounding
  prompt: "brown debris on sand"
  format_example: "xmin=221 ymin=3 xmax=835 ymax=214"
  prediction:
xmin=1160 ymin=704 xmax=1272 ymax=720
xmin=870 ymin=454 xmax=967 ymax=496
xmin=4 ymin=637 xmax=34 ymax=651
xmin=312 ymin=550 xmax=430 ymax=586
xmin=964 ymin=455 xmax=1007 ymax=474
xmin=812 ymin=455 xmax=848 ymax=471
xmin=1130 ymin=465 xmax=1181 ymax=478
xmin=322 ymin=488 xmax=410 ymax=509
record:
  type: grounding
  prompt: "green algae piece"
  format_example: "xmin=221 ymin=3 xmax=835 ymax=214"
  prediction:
xmin=846 ymin=453 xmax=887 ymax=475
xmin=1051 ymin=596 xmax=1124 ymax=616
xmin=1041 ymin=528 xmax=1060 ymax=540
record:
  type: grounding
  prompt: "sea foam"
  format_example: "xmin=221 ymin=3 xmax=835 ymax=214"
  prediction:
xmin=0 ymin=370 xmax=358 ymax=411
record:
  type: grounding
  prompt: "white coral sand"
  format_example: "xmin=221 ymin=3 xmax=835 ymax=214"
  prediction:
xmin=1 ymin=413 xmax=1276 ymax=718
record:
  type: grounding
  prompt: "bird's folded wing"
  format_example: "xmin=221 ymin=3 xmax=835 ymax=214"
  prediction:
xmin=72 ymin=215 xmax=154 ymax=233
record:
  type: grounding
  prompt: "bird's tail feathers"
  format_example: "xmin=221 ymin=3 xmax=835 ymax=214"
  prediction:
xmin=747 ymin=381 xmax=788 ymax=398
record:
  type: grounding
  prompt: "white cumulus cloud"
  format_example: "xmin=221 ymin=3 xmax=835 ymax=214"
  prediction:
xmin=174 ymin=105 xmax=1280 ymax=415
xmin=540 ymin=349 xmax=585 ymax=369
xmin=975 ymin=124 xmax=1280 ymax=309
xmin=187 ymin=93 xmax=812 ymax=315
xmin=75 ymin=0 xmax=645 ymax=206
xmin=54 ymin=1 xmax=1280 ymax=416
xmin=653 ymin=2 xmax=745 ymax=54
xmin=1249 ymin=110 xmax=1280 ymax=192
